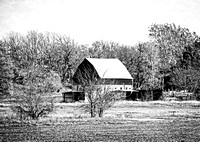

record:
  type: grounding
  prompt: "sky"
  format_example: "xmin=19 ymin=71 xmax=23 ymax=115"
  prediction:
xmin=0 ymin=0 xmax=200 ymax=46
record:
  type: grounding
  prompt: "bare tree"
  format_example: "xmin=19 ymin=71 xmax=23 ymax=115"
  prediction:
xmin=81 ymin=81 xmax=122 ymax=118
xmin=73 ymin=64 xmax=124 ymax=117
xmin=73 ymin=63 xmax=99 ymax=117
xmin=95 ymin=85 xmax=121 ymax=117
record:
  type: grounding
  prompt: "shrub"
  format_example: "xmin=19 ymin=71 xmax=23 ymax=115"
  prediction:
xmin=11 ymin=89 xmax=54 ymax=120
xmin=11 ymin=65 xmax=61 ymax=120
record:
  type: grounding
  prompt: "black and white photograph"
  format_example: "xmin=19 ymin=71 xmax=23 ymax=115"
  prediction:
xmin=0 ymin=0 xmax=200 ymax=141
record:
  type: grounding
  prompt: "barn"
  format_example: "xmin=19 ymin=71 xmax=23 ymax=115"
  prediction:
xmin=63 ymin=58 xmax=133 ymax=102
xmin=76 ymin=58 xmax=132 ymax=88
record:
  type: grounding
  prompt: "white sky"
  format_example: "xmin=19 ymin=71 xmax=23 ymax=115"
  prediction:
xmin=0 ymin=0 xmax=200 ymax=46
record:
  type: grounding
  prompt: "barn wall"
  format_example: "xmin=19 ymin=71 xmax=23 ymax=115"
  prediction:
xmin=104 ymin=85 xmax=133 ymax=91
xmin=73 ymin=84 xmax=133 ymax=92
xmin=101 ymin=79 xmax=132 ymax=85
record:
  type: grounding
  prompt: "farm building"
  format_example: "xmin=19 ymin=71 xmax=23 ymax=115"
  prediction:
xmin=73 ymin=58 xmax=133 ymax=91
xmin=62 ymin=58 xmax=134 ymax=102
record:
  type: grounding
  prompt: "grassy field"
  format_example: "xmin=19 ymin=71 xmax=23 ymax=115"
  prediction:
xmin=1 ymin=100 xmax=200 ymax=141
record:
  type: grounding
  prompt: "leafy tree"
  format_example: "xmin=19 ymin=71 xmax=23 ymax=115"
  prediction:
xmin=172 ymin=39 xmax=200 ymax=98
xmin=142 ymin=42 xmax=161 ymax=99
xmin=149 ymin=23 xmax=197 ymax=70
xmin=128 ymin=42 xmax=161 ymax=100
xmin=0 ymin=40 xmax=13 ymax=98
xmin=149 ymin=23 xmax=199 ymax=91
xmin=131 ymin=44 xmax=148 ymax=89
xmin=172 ymin=67 xmax=200 ymax=92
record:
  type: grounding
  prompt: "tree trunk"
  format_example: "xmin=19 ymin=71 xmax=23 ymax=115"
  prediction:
xmin=91 ymin=102 xmax=96 ymax=118
xmin=98 ymin=108 xmax=103 ymax=117
xmin=151 ymin=90 xmax=154 ymax=101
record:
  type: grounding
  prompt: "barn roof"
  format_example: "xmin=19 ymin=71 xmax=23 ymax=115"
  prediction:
xmin=85 ymin=58 xmax=133 ymax=79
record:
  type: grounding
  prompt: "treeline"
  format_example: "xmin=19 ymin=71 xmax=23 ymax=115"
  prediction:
xmin=1 ymin=23 xmax=200 ymax=100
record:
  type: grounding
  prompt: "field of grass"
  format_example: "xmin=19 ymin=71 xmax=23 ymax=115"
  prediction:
xmin=1 ymin=100 xmax=200 ymax=141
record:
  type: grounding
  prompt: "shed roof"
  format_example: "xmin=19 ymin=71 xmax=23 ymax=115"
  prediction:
xmin=85 ymin=58 xmax=133 ymax=79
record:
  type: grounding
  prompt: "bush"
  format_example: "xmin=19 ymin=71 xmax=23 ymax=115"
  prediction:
xmin=11 ymin=65 xmax=62 ymax=120
xmin=11 ymin=91 xmax=54 ymax=120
